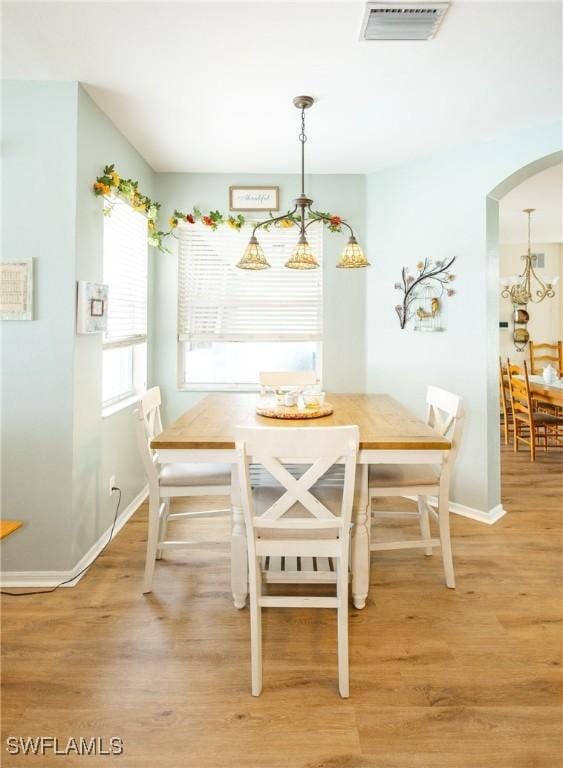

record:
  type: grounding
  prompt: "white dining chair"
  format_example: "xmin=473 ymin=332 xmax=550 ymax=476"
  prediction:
xmin=368 ymin=386 xmax=464 ymax=588
xmin=134 ymin=387 xmax=231 ymax=594
xmin=258 ymin=371 xmax=318 ymax=388
xmin=235 ymin=425 xmax=359 ymax=698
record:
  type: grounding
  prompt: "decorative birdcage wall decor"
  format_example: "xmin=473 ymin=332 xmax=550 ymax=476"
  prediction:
xmin=414 ymin=283 xmax=442 ymax=332
xmin=394 ymin=257 xmax=456 ymax=330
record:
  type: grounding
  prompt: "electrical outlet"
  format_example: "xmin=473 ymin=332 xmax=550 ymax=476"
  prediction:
xmin=109 ymin=475 xmax=116 ymax=496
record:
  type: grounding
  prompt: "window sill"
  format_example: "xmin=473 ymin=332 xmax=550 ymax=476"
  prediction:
xmin=177 ymin=383 xmax=260 ymax=393
xmin=102 ymin=394 xmax=140 ymax=419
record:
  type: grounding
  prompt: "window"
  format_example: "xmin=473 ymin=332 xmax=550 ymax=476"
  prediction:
xmin=102 ymin=196 xmax=148 ymax=411
xmin=178 ymin=223 xmax=323 ymax=389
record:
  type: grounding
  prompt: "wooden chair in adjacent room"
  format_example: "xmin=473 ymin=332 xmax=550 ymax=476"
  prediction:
xmin=529 ymin=340 xmax=563 ymax=417
xmin=134 ymin=386 xmax=231 ymax=593
xmin=529 ymin=340 xmax=562 ymax=376
xmin=499 ymin=357 xmax=513 ymax=445
xmin=235 ymin=425 xmax=359 ymax=698
xmin=506 ymin=360 xmax=563 ymax=461
xmin=368 ymin=386 xmax=464 ymax=589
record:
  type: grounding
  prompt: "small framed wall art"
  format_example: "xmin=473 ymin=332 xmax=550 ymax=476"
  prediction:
xmin=76 ymin=281 xmax=109 ymax=334
xmin=229 ymin=186 xmax=279 ymax=212
xmin=0 ymin=260 xmax=34 ymax=321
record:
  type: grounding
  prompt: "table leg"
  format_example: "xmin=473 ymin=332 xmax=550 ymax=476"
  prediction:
xmin=230 ymin=465 xmax=248 ymax=609
xmin=351 ymin=463 xmax=370 ymax=610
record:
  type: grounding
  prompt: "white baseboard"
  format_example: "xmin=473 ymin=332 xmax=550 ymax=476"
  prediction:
xmin=458 ymin=502 xmax=506 ymax=524
xmin=443 ymin=499 xmax=506 ymax=525
xmin=405 ymin=496 xmax=507 ymax=525
xmin=1 ymin=485 xmax=148 ymax=589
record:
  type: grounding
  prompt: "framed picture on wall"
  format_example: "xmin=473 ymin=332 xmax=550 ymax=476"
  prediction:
xmin=229 ymin=186 xmax=279 ymax=212
xmin=0 ymin=260 xmax=34 ymax=321
xmin=76 ymin=281 xmax=109 ymax=334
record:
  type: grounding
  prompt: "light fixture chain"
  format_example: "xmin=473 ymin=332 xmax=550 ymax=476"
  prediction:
xmin=299 ymin=107 xmax=307 ymax=144
xmin=299 ymin=107 xmax=307 ymax=196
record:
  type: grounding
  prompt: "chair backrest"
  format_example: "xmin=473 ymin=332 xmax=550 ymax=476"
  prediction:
xmin=499 ymin=357 xmax=510 ymax=414
xmin=425 ymin=385 xmax=464 ymax=472
xmin=529 ymin=340 xmax=562 ymax=375
xmin=133 ymin=386 xmax=163 ymax=488
xmin=259 ymin=371 xmax=318 ymax=388
xmin=506 ymin=359 xmax=534 ymax=428
xmin=235 ymin=426 xmax=359 ymax=558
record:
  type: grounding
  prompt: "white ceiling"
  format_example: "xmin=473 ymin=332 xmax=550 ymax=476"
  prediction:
xmin=3 ymin=1 xmax=562 ymax=174
xmin=500 ymin=164 xmax=563 ymax=244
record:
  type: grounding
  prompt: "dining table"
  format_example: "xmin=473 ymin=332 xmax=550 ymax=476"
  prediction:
xmin=528 ymin=374 xmax=563 ymax=408
xmin=151 ymin=393 xmax=451 ymax=610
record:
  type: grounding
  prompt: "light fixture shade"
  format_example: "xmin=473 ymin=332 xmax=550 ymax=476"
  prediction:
xmin=285 ymin=236 xmax=320 ymax=269
xmin=236 ymin=237 xmax=270 ymax=270
xmin=336 ymin=237 xmax=370 ymax=269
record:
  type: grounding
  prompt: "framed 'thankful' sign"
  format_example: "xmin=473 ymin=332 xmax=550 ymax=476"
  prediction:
xmin=229 ymin=186 xmax=279 ymax=212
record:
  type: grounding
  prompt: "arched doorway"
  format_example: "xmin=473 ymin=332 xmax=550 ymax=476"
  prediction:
xmin=486 ymin=150 xmax=563 ymax=510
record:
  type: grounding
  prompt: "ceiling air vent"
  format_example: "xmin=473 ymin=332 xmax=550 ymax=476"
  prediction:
xmin=360 ymin=2 xmax=450 ymax=41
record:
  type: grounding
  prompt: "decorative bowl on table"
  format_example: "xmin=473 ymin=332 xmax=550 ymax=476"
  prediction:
xmin=302 ymin=390 xmax=326 ymax=409
xmin=275 ymin=390 xmax=299 ymax=407
xmin=256 ymin=389 xmax=332 ymax=420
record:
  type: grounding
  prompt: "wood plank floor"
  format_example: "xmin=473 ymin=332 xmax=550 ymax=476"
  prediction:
xmin=2 ymin=442 xmax=562 ymax=767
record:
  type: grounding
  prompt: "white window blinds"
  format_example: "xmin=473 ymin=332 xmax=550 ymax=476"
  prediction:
xmin=178 ymin=223 xmax=323 ymax=342
xmin=103 ymin=196 xmax=148 ymax=345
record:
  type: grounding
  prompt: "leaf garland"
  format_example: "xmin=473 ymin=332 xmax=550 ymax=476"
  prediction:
xmin=93 ymin=164 xmax=348 ymax=251
xmin=238 ymin=209 xmax=344 ymax=233
xmin=307 ymin=211 xmax=344 ymax=233
xmin=93 ymin=164 xmax=171 ymax=252
xmin=169 ymin=208 xmax=246 ymax=232
xmin=168 ymin=208 xmax=344 ymax=233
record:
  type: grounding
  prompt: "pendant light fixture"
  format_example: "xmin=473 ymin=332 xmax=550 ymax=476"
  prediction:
xmin=501 ymin=208 xmax=558 ymax=304
xmin=237 ymin=96 xmax=370 ymax=271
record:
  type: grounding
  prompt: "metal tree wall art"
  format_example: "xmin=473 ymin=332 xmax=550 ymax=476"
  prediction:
xmin=394 ymin=257 xmax=456 ymax=329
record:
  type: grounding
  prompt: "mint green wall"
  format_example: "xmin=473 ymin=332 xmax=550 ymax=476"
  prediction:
xmin=366 ymin=121 xmax=562 ymax=513
xmin=1 ymin=82 xmax=154 ymax=574
xmin=1 ymin=82 xmax=78 ymax=571
xmin=71 ymin=86 xmax=155 ymax=565
xmin=153 ymin=173 xmax=367 ymax=422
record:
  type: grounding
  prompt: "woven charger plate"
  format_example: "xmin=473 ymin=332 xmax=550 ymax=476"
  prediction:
xmin=256 ymin=403 xmax=334 ymax=420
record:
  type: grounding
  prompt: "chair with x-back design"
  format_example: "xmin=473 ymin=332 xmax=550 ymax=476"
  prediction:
xmin=235 ymin=425 xmax=359 ymax=697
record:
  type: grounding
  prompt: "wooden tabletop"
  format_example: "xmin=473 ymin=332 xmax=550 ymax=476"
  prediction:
xmin=152 ymin=393 xmax=451 ymax=451
xmin=528 ymin=376 xmax=563 ymax=407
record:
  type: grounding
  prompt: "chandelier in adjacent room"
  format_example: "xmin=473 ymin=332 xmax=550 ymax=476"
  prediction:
xmin=501 ymin=208 xmax=558 ymax=304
